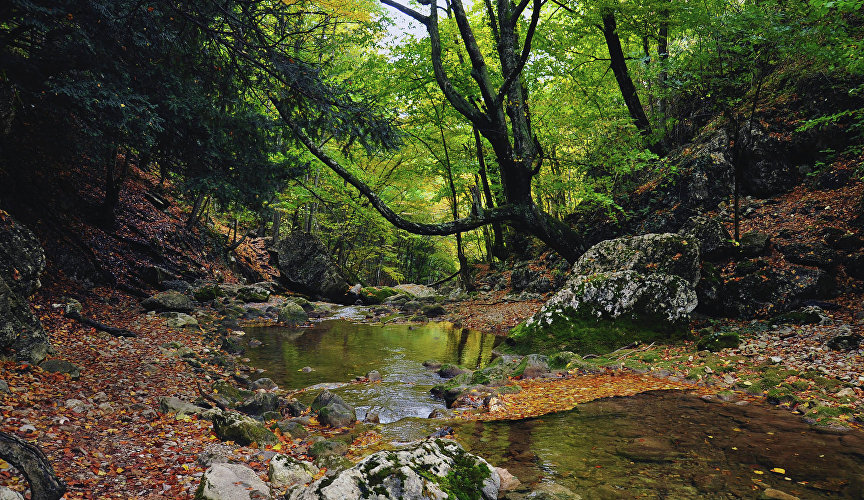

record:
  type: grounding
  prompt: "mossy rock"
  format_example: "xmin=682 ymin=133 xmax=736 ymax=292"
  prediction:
xmin=237 ymin=286 xmax=270 ymax=303
xmin=421 ymin=304 xmax=446 ymax=318
xmin=211 ymin=411 xmax=278 ymax=446
xmin=469 ymin=356 xmax=520 ymax=386
xmin=278 ymin=301 xmax=308 ymax=325
xmin=772 ymin=307 xmax=824 ymax=325
xmin=511 ymin=354 xmax=550 ymax=378
xmin=506 ymin=310 xmax=686 ymax=356
xmin=548 ymin=351 xmax=580 ymax=370
xmin=193 ymin=284 xmax=224 ymax=302
xmin=358 ymin=286 xmax=401 ymax=305
xmin=212 ymin=381 xmax=253 ymax=406
xmin=309 ymin=439 xmax=349 ymax=460
xmin=696 ymin=332 xmax=740 ymax=352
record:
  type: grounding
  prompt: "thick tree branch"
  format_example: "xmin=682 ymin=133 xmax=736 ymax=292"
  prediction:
xmin=448 ymin=0 xmax=499 ymax=116
xmin=286 ymin=121 xmax=521 ymax=236
xmin=380 ymin=0 xmax=429 ymax=25
xmin=497 ymin=0 xmax=542 ymax=105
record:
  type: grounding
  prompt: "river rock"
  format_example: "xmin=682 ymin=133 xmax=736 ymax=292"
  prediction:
xmin=310 ymin=390 xmax=355 ymax=428
xmin=195 ymin=463 xmax=271 ymax=500
xmin=39 ymin=359 xmax=81 ymax=379
xmin=531 ymin=270 xmax=697 ymax=326
xmin=236 ymin=391 xmax=280 ymax=418
xmin=0 ymin=486 xmax=23 ymax=500
xmin=274 ymin=232 xmax=351 ymax=303
xmin=514 ymin=354 xmax=550 ymax=379
xmin=278 ymin=302 xmax=308 ymax=325
xmin=269 ymin=454 xmax=318 ymax=489
xmin=366 ymin=370 xmax=382 ymax=382
xmin=277 ymin=420 xmax=309 ymax=439
xmin=572 ymin=233 xmax=701 ymax=286
xmin=159 ymin=396 xmax=208 ymax=416
xmin=164 ymin=311 xmax=198 ymax=328
xmin=437 ymin=364 xmax=470 ymax=379
xmin=286 ymin=439 xmax=499 ymax=500
xmin=0 ymin=215 xmax=50 ymax=363
xmin=211 ymin=411 xmax=278 ymax=446
xmin=309 ymin=439 xmax=348 ymax=460
xmin=495 ymin=467 xmax=521 ymax=492
xmin=237 ymin=285 xmax=270 ymax=303
xmin=141 ymin=290 xmax=193 ymax=313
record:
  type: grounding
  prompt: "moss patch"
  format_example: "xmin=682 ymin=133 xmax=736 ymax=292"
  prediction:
xmin=505 ymin=310 xmax=686 ymax=356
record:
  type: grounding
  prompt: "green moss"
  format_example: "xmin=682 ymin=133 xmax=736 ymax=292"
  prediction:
xmin=359 ymin=287 xmax=400 ymax=305
xmin=193 ymin=284 xmax=224 ymax=301
xmin=505 ymin=310 xmax=686 ymax=356
xmin=696 ymin=332 xmax=740 ymax=352
xmin=415 ymin=440 xmax=491 ymax=500
xmin=211 ymin=381 xmax=253 ymax=405
xmin=548 ymin=351 xmax=580 ymax=369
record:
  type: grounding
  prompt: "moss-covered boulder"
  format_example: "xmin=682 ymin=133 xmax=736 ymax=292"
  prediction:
xmin=469 ymin=356 xmax=521 ymax=386
xmin=193 ymin=284 xmax=224 ymax=302
xmin=358 ymin=286 xmax=400 ymax=305
xmin=310 ymin=390 xmax=356 ymax=428
xmin=237 ymin=285 xmax=270 ymax=303
xmin=507 ymin=269 xmax=697 ymax=355
xmin=211 ymin=411 xmax=278 ymax=446
xmin=278 ymin=301 xmax=308 ymax=325
xmin=573 ymin=233 xmax=701 ymax=286
xmin=512 ymin=354 xmax=550 ymax=379
xmin=286 ymin=439 xmax=499 ymax=500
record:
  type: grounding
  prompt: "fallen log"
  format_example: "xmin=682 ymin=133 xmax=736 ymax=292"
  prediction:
xmin=0 ymin=431 xmax=66 ymax=500
xmin=64 ymin=310 xmax=137 ymax=338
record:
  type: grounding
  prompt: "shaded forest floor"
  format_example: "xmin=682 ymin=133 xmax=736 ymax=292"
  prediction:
xmin=1 ymin=151 xmax=863 ymax=497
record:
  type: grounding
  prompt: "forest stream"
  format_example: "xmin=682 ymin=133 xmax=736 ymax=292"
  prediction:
xmin=243 ymin=314 xmax=864 ymax=499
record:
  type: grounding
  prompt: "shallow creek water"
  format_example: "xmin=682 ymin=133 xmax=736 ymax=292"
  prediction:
xmin=243 ymin=316 xmax=864 ymax=499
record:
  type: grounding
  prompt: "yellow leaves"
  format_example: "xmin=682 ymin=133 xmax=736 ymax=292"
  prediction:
xmin=471 ymin=374 xmax=708 ymax=421
xmin=771 ymin=467 xmax=786 ymax=474
xmin=271 ymin=443 xmax=283 ymax=451
xmin=753 ymin=470 xmax=765 ymax=475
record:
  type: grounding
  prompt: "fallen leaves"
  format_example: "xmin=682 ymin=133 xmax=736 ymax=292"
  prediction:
xmin=468 ymin=373 xmax=712 ymax=421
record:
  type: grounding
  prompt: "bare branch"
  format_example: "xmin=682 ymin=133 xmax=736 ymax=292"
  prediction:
xmin=380 ymin=0 xmax=429 ymax=25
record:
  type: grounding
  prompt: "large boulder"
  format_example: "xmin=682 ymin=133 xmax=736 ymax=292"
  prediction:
xmin=573 ymin=233 xmax=700 ymax=286
xmin=508 ymin=233 xmax=699 ymax=355
xmin=714 ymin=265 xmax=835 ymax=318
xmin=393 ymin=284 xmax=439 ymax=299
xmin=274 ymin=232 xmax=351 ymax=303
xmin=310 ymin=390 xmax=355 ymax=428
xmin=0 ymin=214 xmax=50 ymax=363
xmin=195 ymin=463 xmax=271 ymax=500
xmin=141 ymin=290 xmax=194 ymax=313
xmin=286 ymin=439 xmax=499 ymax=500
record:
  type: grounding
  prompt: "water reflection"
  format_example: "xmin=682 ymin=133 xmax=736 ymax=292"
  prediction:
xmin=454 ymin=391 xmax=864 ymax=499
xmin=243 ymin=319 xmax=499 ymax=426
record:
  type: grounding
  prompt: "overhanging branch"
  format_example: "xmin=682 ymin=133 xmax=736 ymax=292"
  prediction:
xmin=285 ymin=120 xmax=521 ymax=237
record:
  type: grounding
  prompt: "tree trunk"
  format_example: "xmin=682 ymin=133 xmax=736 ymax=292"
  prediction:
xmin=601 ymin=11 xmax=662 ymax=156
xmin=272 ymin=209 xmax=282 ymax=246
xmin=473 ymin=126 xmax=506 ymax=260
